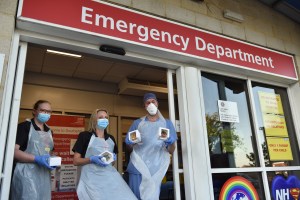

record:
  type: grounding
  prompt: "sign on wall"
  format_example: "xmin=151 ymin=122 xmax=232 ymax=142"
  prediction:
xmin=258 ymin=92 xmax=284 ymax=115
xmin=18 ymin=0 xmax=298 ymax=80
xmin=219 ymin=176 xmax=259 ymax=200
xmin=262 ymin=114 xmax=288 ymax=137
xmin=218 ymin=100 xmax=239 ymax=123
xmin=258 ymin=91 xmax=293 ymax=161
xmin=266 ymin=137 xmax=293 ymax=161
xmin=47 ymin=115 xmax=85 ymax=200
xmin=272 ymin=175 xmax=300 ymax=200
xmin=259 ymin=92 xmax=288 ymax=137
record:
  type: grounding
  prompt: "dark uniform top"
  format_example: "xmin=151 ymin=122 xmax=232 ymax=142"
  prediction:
xmin=13 ymin=118 xmax=53 ymax=176
xmin=16 ymin=118 xmax=52 ymax=151
xmin=72 ymin=131 xmax=118 ymax=158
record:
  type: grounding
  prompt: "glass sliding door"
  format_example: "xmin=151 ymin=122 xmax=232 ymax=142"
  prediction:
xmin=202 ymin=72 xmax=259 ymax=168
xmin=201 ymin=72 xmax=300 ymax=199
xmin=201 ymin=72 xmax=265 ymax=199
xmin=251 ymin=82 xmax=300 ymax=168
xmin=251 ymin=82 xmax=300 ymax=199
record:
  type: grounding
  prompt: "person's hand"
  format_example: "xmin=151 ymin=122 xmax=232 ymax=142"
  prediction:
xmin=164 ymin=134 xmax=176 ymax=146
xmin=34 ymin=154 xmax=56 ymax=170
xmin=113 ymin=153 xmax=117 ymax=161
xmin=90 ymin=155 xmax=108 ymax=167
xmin=125 ymin=134 xmax=135 ymax=145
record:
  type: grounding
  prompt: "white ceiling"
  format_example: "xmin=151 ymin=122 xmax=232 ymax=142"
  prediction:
xmin=24 ymin=45 xmax=167 ymax=96
xmin=25 ymin=45 xmax=167 ymax=85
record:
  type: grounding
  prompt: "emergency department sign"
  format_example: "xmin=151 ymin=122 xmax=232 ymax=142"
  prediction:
xmin=18 ymin=0 xmax=298 ymax=80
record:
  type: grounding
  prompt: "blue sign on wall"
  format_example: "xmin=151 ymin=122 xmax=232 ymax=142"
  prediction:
xmin=272 ymin=175 xmax=300 ymax=200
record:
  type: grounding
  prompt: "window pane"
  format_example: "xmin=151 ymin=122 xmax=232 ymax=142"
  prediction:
xmin=212 ymin=172 xmax=265 ymax=199
xmin=267 ymin=171 xmax=300 ymax=200
xmin=202 ymin=73 xmax=259 ymax=168
xmin=252 ymin=82 xmax=300 ymax=167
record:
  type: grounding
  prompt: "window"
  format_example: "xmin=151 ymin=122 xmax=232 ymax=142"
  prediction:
xmin=202 ymin=73 xmax=259 ymax=168
xmin=252 ymin=82 xmax=300 ymax=167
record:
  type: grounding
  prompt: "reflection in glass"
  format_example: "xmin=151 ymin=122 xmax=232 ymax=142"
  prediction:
xmin=202 ymin=73 xmax=258 ymax=168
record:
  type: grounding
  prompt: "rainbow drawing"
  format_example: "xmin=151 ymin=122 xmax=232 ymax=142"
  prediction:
xmin=219 ymin=176 xmax=259 ymax=200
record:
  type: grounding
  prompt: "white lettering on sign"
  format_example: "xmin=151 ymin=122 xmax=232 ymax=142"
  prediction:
xmin=275 ymin=189 xmax=289 ymax=200
xmin=81 ymin=6 xmax=190 ymax=51
xmin=19 ymin=0 xmax=298 ymax=80
xmin=195 ymin=37 xmax=275 ymax=68
xmin=82 ymin=6 xmax=275 ymax=69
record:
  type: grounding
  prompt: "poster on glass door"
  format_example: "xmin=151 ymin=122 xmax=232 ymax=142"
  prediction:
xmin=258 ymin=91 xmax=288 ymax=137
xmin=47 ymin=115 xmax=85 ymax=200
xmin=218 ymin=100 xmax=240 ymax=123
xmin=258 ymin=92 xmax=293 ymax=161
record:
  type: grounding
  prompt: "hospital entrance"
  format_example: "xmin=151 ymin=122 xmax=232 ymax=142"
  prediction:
xmin=16 ymin=43 xmax=184 ymax=200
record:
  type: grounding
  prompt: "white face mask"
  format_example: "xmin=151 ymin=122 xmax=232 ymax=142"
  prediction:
xmin=147 ymin=103 xmax=158 ymax=115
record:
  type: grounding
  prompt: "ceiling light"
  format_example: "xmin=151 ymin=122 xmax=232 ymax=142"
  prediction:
xmin=46 ymin=49 xmax=82 ymax=58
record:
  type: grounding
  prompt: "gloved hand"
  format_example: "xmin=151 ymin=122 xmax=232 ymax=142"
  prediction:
xmin=34 ymin=154 xmax=56 ymax=170
xmin=125 ymin=133 xmax=135 ymax=145
xmin=113 ymin=153 xmax=117 ymax=161
xmin=90 ymin=155 xmax=108 ymax=167
xmin=164 ymin=134 xmax=177 ymax=146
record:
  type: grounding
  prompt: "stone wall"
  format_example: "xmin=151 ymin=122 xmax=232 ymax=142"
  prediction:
xmin=0 ymin=0 xmax=18 ymax=105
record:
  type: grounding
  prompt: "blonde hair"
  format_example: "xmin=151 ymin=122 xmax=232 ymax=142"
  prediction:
xmin=88 ymin=108 xmax=109 ymax=132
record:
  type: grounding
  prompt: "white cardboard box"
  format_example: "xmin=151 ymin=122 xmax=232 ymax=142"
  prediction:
xmin=100 ymin=151 xmax=114 ymax=164
xmin=158 ymin=127 xmax=169 ymax=140
xmin=48 ymin=156 xmax=62 ymax=166
xmin=128 ymin=130 xmax=142 ymax=143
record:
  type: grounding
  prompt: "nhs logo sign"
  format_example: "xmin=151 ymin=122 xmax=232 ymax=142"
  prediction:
xmin=272 ymin=176 xmax=300 ymax=200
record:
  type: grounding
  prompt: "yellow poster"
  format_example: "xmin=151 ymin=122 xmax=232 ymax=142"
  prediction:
xmin=258 ymin=91 xmax=289 ymax=137
xmin=262 ymin=114 xmax=288 ymax=137
xmin=266 ymin=137 xmax=293 ymax=161
xmin=258 ymin=92 xmax=284 ymax=115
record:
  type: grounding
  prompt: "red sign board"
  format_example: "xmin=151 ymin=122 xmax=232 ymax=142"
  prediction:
xmin=19 ymin=0 xmax=297 ymax=80
xmin=47 ymin=115 xmax=84 ymax=200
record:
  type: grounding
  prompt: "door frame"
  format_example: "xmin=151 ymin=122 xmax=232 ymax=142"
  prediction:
xmin=0 ymin=36 xmax=27 ymax=200
xmin=0 ymin=31 xmax=189 ymax=199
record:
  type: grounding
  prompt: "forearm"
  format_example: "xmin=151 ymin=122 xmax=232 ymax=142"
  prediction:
xmin=167 ymin=143 xmax=176 ymax=154
xmin=73 ymin=157 xmax=91 ymax=166
xmin=126 ymin=144 xmax=133 ymax=153
xmin=14 ymin=149 xmax=35 ymax=163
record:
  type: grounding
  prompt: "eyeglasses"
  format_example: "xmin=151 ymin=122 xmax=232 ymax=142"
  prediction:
xmin=37 ymin=109 xmax=52 ymax=114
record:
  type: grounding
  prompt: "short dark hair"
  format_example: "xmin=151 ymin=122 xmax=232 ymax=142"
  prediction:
xmin=33 ymin=100 xmax=51 ymax=110
xmin=32 ymin=100 xmax=51 ymax=116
